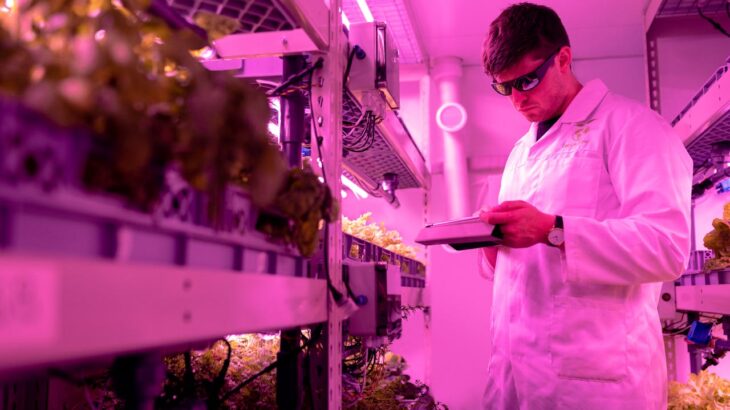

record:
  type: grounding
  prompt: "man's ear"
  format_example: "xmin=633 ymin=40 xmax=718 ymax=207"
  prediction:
xmin=558 ymin=46 xmax=572 ymax=73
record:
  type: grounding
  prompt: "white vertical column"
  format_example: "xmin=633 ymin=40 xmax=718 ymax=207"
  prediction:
xmin=432 ymin=57 xmax=469 ymax=219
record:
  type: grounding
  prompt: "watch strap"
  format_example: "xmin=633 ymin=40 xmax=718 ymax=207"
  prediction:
xmin=554 ymin=215 xmax=564 ymax=229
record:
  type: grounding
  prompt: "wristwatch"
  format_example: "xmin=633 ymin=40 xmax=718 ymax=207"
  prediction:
xmin=547 ymin=215 xmax=564 ymax=247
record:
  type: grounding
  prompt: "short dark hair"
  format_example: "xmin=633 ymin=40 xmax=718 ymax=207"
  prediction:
xmin=482 ymin=3 xmax=570 ymax=77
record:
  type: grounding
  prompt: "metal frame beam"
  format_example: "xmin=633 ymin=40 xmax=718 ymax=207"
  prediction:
xmin=0 ymin=253 xmax=327 ymax=375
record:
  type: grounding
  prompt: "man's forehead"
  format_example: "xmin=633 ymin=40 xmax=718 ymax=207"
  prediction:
xmin=494 ymin=52 xmax=545 ymax=83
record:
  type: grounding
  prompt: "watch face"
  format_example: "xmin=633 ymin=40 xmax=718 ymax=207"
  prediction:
xmin=548 ymin=228 xmax=564 ymax=246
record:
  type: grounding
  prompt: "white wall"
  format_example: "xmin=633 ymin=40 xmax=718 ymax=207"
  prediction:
xmin=426 ymin=173 xmax=493 ymax=409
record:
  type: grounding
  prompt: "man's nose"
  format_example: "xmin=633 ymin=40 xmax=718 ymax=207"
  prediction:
xmin=511 ymin=88 xmax=528 ymax=104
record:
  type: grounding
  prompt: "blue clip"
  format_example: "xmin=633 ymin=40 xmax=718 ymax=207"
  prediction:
xmin=716 ymin=179 xmax=730 ymax=194
xmin=688 ymin=321 xmax=713 ymax=345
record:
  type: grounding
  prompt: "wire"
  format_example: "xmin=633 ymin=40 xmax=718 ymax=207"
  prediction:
xmin=697 ymin=6 xmax=730 ymax=38
xmin=207 ymin=339 xmax=232 ymax=408
xmin=343 ymin=110 xmax=369 ymax=141
xmin=343 ymin=274 xmax=359 ymax=301
xmin=221 ymin=325 xmax=323 ymax=403
xmin=308 ymin=70 xmax=325 ymax=183
xmin=663 ymin=313 xmax=691 ymax=335
xmin=269 ymin=58 xmax=324 ymax=97
xmin=346 ymin=113 xmax=377 ymax=153
xmin=361 ymin=348 xmax=369 ymax=393
xmin=343 ymin=112 xmax=372 ymax=150
xmin=323 ymin=222 xmax=345 ymax=302
xmin=85 ymin=387 xmax=100 ymax=410
xmin=343 ymin=47 xmax=358 ymax=86
xmin=221 ymin=358 xmax=279 ymax=402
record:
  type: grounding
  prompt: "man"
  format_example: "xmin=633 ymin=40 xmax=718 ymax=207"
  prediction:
xmin=477 ymin=3 xmax=692 ymax=409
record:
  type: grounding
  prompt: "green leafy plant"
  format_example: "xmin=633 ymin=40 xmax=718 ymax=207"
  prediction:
xmin=256 ymin=164 xmax=338 ymax=256
xmin=0 ymin=0 xmax=285 ymax=219
xmin=669 ymin=371 xmax=730 ymax=409
xmin=161 ymin=334 xmax=280 ymax=408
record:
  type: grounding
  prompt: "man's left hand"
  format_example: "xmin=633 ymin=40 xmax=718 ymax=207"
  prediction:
xmin=479 ymin=201 xmax=555 ymax=248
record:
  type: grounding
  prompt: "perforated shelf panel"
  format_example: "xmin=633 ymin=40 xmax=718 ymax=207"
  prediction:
xmin=342 ymin=92 xmax=422 ymax=189
xmin=166 ymin=0 xmax=296 ymax=33
xmin=670 ymin=58 xmax=730 ymax=172
xmin=656 ymin=0 xmax=728 ymax=17
xmin=686 ymin=110 xmax=730 ymax=171
xmin=671 ymin=64 xmax=728 ymax=128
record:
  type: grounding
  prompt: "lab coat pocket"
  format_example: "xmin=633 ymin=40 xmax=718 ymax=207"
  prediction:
xmin=550 ymin=295 xmax=627 ymax=382
xmin=539 ymin=153 xmax=601 ymax=213
xmin=564 ymin=155 xmax=600 ymax=211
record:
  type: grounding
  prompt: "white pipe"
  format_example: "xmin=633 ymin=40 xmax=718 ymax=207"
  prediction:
xmin=432 ymin=57 xmax=469 ymax=219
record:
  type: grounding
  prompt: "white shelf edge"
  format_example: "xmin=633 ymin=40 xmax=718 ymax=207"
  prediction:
xmin=401 ymin=286 xmax=429 ymax=307
xmin=214 ymin=29 xmax=321 ymax=59
xmin=213 ymin=0 xmax=330 ymax=59
xmin=674 ymin=69 xmax=730 ymax=147
xmin=377 ymin=109 xmax=430 ymax=189
xmin=0 ymin=252 xmax=326 ymax=374
xmin=676 ymin=284 xmax=730 ymax=315
xmin=278 ymin=0 xmax=330 ymax=50
xmin=644 ymin=0 xmax=664 ymax=33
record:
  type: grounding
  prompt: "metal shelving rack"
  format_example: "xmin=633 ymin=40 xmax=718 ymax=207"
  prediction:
xmin=0 ymin=0 xmax=430 ymax=407
xmin=167 ymin=0 xmax=330 ymax=57
xmin=644 ymin=0 xmax=730 ymax=378
xmin=0 ymin=0 xmax=338 ymax=406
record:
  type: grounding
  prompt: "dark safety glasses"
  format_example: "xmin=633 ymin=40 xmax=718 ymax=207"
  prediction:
xmin=491 ymin=49 xmax=560 ymax=96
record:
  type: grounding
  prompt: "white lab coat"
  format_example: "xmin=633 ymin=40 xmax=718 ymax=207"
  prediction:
xmin=480 ymin=80 xmax=692 ymax=409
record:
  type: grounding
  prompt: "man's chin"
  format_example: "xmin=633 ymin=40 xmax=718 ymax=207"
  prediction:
xmin=521 ymin=112 xmax=543 ymax=122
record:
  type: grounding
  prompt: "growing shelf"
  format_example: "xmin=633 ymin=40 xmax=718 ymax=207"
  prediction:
xmin=401 ymin=286 xmax=429 ymax=307
xmin=670 ymin=59 xmax=730 ymax=172
xmin=342 ymin=91 xmax=430 ymax=191
xmin=645 ymin=0 xmax=728 ymax=30
xmin=166 ymin=0 xmax=330 ymax=57
xmin=0 ymin=253 xmax=326 ymax=374
xmin=676 ymin=284 xmax=730 ymax=315
xmin=0 ymin=96 xmax=327 ymax=374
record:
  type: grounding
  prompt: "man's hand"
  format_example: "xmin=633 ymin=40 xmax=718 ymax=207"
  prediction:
xmin=479 ymin=201 xmax=555 ymax=248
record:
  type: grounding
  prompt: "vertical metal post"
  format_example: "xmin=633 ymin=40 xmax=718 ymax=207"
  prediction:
xmin=280 ymin=55 xmax=308 ymax=168
xmin=687 ymin=312 xmax=703 ymax=374
xmin=110 ymin=353 xmax=165 ymax=410
xmin=278 ymin=55 xmax=308 ymax=410
xmin=278 ymin=330 xmax=304 ymax=409
xmin=313 ymin=0 xmax=345 ymax=408
xmin=664 ymin=335 xmax=677 ymax=381
xmin=690 ymin=200 xmax=697 ymax=252
xmin=645 ymin=32 xmax=661 ymax=113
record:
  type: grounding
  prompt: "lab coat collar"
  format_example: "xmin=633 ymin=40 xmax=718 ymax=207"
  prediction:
xmin=558 ymin=79 xmax=609 ymax=124
xmin=519 ymin=79 xmax=609 ymax=147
